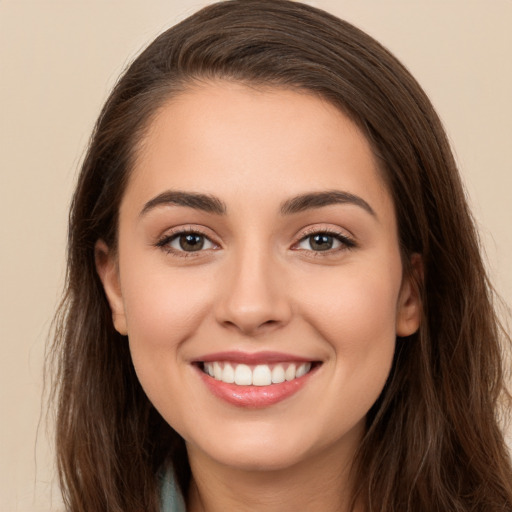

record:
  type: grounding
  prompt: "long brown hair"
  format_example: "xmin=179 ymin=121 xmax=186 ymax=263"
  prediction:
xmin=49 ymin=1 xmax=512 ymax=510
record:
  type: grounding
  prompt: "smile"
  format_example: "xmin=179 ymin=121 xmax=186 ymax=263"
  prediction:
xmin=202 ymin=361 xmax=312 ymax=386
xmin=193 ymin=352 xmax=322 ymax=408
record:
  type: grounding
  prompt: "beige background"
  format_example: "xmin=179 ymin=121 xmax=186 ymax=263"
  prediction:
xmin=1 ymin=1 xmax=510 ymax=510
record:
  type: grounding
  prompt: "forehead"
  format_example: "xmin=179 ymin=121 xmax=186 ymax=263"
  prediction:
xmin=123 ymin=81 xmax=393 ymax=220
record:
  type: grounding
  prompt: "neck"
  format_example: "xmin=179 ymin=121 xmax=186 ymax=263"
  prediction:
xmin=186 ymin=438 xmax=362 ymax=512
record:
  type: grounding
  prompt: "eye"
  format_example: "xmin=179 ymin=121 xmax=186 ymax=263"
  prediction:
xmin=157 ymin=231 xmax=216 ymax=253
xmin=295 ymin=231 xmax=355 ymax=252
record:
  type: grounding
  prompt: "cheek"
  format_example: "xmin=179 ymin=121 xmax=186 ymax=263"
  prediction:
xmin=118 ymin=258 xmax=217 ymax=411
xmin=294 ymin=259 xmax=401 ymax=419
xmin=119 ymin=260 xmax=217 ymax=418
xmin=299 ymin=265 xmax=401 ymax=351
xmin=121 ymin=262 xmax=214 ymax=348
xmin=311 ymin=267 xmax=401 ymax=411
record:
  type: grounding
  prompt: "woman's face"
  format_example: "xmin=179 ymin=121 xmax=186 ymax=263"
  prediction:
xmin=97 ymin=82 xmax=420 ymax=473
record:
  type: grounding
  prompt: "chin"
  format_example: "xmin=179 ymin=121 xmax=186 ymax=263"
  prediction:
xmin=203 ymin=443 xmax=310 ymax=472
xmin=185 ymin=417 xmax=364 ymax=474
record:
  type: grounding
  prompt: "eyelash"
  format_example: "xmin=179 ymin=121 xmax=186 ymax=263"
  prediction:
xmin=155 ymin=227 xmax=218 ymax=258
xmin=155 ymin=227 xmax=356 ymax=258
xmin=293 ymin=228 xmax=356 ymax=255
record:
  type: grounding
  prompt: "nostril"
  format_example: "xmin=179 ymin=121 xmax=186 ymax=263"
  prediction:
xmin=220 ymin=315 xmax=285 ymax=335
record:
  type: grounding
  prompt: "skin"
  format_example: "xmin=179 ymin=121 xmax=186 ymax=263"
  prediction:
xmin=96 ymin=81 xmax=421 ymax=511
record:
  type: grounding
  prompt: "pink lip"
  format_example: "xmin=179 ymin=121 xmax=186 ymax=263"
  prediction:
xmin=193 ymin=350 xmax=315 ymax=365
xmin=193 ymin=357 xmax=320 ymax=408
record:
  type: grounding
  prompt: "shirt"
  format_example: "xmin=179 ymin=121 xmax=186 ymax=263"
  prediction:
xmin=160 ymin=468 xmax=186 ymax=512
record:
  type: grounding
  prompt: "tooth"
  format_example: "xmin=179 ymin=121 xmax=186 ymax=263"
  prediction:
xmin=285 ymin=363 xmax=296 ymax=381
xmin=205 ymin=360 xmax=312 ymax=385
xmin=204 ymin=362 xmax=214 ymax=377
xmin=252 ymin=365 xmax=272 ymax=386
xmin=271 ymin=364 xmax=286 ymax=384
xmin=213 ymin=362 xmax=223 ymax=380
xmin=222 ymin=363 xmax=235 ymax=383
xmin=296 ymin=362 xmax=311 ymax=378
xmin=234 ymin=364 xmax=252 ymax=385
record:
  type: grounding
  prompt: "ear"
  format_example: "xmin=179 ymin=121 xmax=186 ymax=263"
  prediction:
xmin=95 ymin=239 xmax=128 ymax=336
xmin=396 ymin=253 xmax=423 ymax=337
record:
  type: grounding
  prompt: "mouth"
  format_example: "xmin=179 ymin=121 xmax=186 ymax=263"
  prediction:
xmin=200 ymin=361 xmax=317 ymax=386
xmin=192 ymin=352 xmax=322 ymax=408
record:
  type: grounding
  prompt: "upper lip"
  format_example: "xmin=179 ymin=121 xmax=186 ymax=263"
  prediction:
xmin=192 ymin=351 xmax=318 ymax=365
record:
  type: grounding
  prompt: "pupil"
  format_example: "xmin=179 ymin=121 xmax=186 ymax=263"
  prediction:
xmin=311 ymin=234 xmax=333 ymax=251
xmin=179 ymin=234 xmax=204 ymax=251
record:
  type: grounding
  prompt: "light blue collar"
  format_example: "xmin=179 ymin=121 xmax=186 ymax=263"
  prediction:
xmin=160 ymin=467 xmax=186 ymax=512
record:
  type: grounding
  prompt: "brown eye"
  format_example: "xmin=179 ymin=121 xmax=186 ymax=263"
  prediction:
xmin=298 ymin=233 xmax=338 ymax=251
xmin=160 ymin=232 xmax=216 ymax=253
xmin=178 ymin=233 xmax=205 ymax=251
xmin=308 ymin=234 xmax=335 ymax=251
xmin=295 ymin=231 xmax=355 ymax=252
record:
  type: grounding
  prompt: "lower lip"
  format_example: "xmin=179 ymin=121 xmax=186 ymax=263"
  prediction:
xmin=196 ymin=365 xmax=318 ymax=408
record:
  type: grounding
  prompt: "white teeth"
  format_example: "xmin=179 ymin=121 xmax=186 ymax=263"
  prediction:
xmin=296 ymin=362 xmax=311 ymax=378
xmin=204 ymin=362 xmax=214 ymax=377
xmin=285 ymin=363 xmax=296 ymax=381
xmin=203 ymin=361 xmax=313 ymax=386
xmin=213 ymin=362 xmax=223 ymax=380
xmin=234 ymin=364 xmax=252 ymax=385
xmin=222 ymin=363 xmax=235 ymax=383
xmin=252 ymin=365 xmax=272 ymax=386
xmin=271 ymin=365 xmax=286 ymax=384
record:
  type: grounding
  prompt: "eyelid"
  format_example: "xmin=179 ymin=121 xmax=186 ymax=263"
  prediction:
xmin=154 ymin=224 xmax=356 ymax=257
xmin=168 ymin=233 xmax=216 ymax=251
xmin=155 ymin=225 xmax=220 ymax=256
xmin=292 ymin=225 xmax=357 ymax=252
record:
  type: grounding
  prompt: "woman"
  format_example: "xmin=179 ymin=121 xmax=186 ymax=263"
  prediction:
xmin=50 ymin=1 xmax=512 ymax=510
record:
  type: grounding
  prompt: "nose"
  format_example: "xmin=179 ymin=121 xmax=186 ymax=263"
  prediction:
xmin=215 ymin=246 xmax=292 ymax=336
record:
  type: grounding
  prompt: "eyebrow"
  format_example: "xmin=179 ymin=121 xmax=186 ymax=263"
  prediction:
xmin=280 ymin=190 xmax=376 ymax=217
xmin=140 ymin=190 xmax=227 ymax=216
xmin=139 ymin=189 xmax=376 ymax=218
